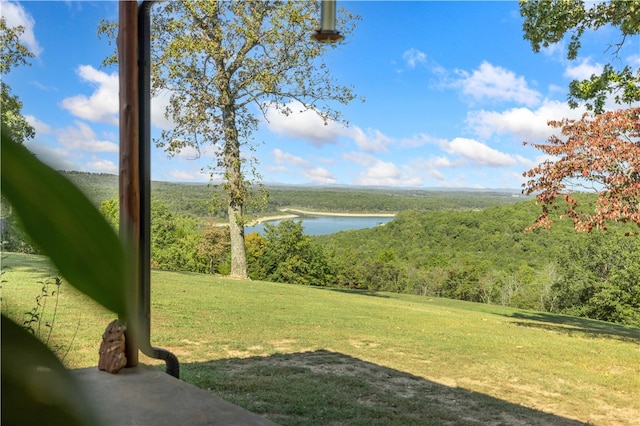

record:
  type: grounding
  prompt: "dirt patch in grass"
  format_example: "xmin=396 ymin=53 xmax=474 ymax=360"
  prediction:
xmin=183 ymin=350 xmax=588 ymax=426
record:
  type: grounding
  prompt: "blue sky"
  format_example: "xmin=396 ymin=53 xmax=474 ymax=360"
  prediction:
xmin=4 ymin=1 xmax=639 ymax=189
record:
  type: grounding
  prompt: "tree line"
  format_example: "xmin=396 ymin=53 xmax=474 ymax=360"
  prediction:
xmin=4 ymin=192 xmax=638 ymax=327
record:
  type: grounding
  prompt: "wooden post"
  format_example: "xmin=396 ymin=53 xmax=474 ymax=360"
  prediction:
xmin=118 ymin=0 xmax=140 ymax=367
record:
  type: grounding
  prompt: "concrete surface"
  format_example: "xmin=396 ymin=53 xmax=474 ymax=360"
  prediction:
xmin=72 ymin=364 xmax=277 ymax=426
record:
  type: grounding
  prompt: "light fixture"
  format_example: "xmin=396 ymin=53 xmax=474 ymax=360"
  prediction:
xmin=312 ymin=0 xmax=344 ymax=43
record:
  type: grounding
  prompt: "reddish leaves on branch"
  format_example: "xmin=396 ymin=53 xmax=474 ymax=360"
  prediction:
xmin=523 ymin=108 xmax=640 ymax=232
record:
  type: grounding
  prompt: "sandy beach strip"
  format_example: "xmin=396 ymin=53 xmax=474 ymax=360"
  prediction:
xmin=278 ymin=208 xmax=396 ymax=218
xmin=246 ymin=213 xmax=299 ymax=226
xmin=214 ymin=209 xmax=397 ymax=227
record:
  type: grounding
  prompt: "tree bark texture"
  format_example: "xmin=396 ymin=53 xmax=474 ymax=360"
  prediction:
xmin=222 ymin=101 xmax=248 ymax=279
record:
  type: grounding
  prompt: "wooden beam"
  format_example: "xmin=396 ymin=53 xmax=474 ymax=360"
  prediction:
xmin=118 ymin=0 xmax=140 ymax=368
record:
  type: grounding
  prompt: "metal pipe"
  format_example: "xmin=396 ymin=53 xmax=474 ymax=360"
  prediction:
xmin=320 ymin=0 xmax=337 ymax=33
xmin=139 ymin=0 xmax=180 ymax=379
xmin=312 ymin=0 xmax=344 ymax=43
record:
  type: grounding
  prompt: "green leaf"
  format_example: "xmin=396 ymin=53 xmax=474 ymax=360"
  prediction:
xmin=1 ymin=314 xmax=100 ymax=426
xmin=1 ymin=131 xmax=127 ymax=316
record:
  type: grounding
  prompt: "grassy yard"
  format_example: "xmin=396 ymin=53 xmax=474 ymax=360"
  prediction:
xmin=2 ymin=252 xmax=638 ymax=425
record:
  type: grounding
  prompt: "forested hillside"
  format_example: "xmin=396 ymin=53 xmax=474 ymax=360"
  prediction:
xmin=314 ymin=204 xmax=639 ymax=326
xmin=60 ymin=171 xmax=526 ymax=217
xmin=3 ymin=172 xmax=638 ymax=327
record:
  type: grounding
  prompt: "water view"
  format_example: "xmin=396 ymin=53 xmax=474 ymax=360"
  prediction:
xmin=246 ymin=215 xmax=394 ymax=236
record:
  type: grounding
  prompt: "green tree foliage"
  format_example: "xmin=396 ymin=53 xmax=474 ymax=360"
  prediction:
xmin=147 ymin=199 xmax=201 ymax=272
xmin=255 ymin=220 xmax=334 ymax=286
xmin=100 ymin=198 xmax=211 ymax=273
xmin=319 ymin=201 xmax=639 ymax=326
xmin=99 ymin=197 xmax=119 ymax=229
xmin=520 ymin=0 xmax=640 ymax=113
xmin=1 ymin=213 xmax=37 ymax=253
xmin=101 ymin=1 xmax=360 ymax=279
xmin=554 ymin=232 xmax=640 ymax=326
xmin=197 ymin=224 xmax=230 ymax=275
xmin=245 ymin=232 xmax=268 ymax=279
xmin=0 ymin=17 xmax=35 ymax=144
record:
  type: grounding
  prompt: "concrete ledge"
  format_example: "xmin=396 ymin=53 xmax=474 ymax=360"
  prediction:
xmin=72 ymin=365 xmax=277 ymax=426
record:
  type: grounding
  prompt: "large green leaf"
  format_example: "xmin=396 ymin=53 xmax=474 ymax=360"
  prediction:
xmin=1 ymin=132 xmax=127 ymax=316
xmin=1 ymin=314 xmax=101 ymax=426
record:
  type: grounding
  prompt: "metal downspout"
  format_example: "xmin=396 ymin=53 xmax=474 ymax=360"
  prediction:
xmin=139 ymin=0 xmax=179 ymax=379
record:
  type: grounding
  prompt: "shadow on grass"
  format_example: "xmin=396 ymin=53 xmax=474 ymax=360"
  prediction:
xmin=182 ymin=350 xmax=588 ymax=426
xmin=0 ymin=253 xmax=55 ymax=277
xmin=322 ymin=287 xmax=391 ymax=298
xmin=505 ymin=312 xmax=640 ymax=343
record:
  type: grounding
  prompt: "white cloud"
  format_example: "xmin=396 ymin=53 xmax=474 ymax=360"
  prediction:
xmin=466 ymin=99 xmax=584 ymax=143
xmin=168 ymin=169 xmax=210 ymax=182
xmin=564 ymin=58 xmax=603 ymax=80
xmin=354 ymin=160 xmax=422 ymax=187
xmin=171 ymin=143 xmax=222 ymax=160
xmin=548 ymin=84 xmax=565 ymax=94
xmin=273 ymin=149 xmax=308 ymax=168
xmin=1 ymin=1 xmax=43 ymax=56
xmin=86 ymin=157 xmax=117 ymax=174
xmin=60 ymin=65 xmax=119 ymax=125
xmin=25 ymin=115 xmax=52 ymax=135
xmin=305 ymin=167 xmax=337 ymax=185
xmin=342 ymin=152 xmax=422 ymax=187
xmin=264 ymin=101 xmax=345 ymax=147
xmin=271 ymin=148 xmax=336 ymax=184
xmin=454 ymin=61 xmax=542 ymax=107
xmin=151 ymin=89 xmax=175 ymax=130
xmin=541 ymin=41 xmax=564 ymax=59
xmin=349 ymin=127 xmax=393 ymax=153
xmin=399 ymin=133 xmax=434 ymax=149
xmin=56 ymin=121 xmax=118 ymax=152
xmin=251 ymin=101 xmax=396 ymax=155
xmin=429 ymin=169 xmax=446 ymax=182
xmin=24 ymin=141 xmax=77 ymax=171
xmin=414 ymin=155 xmax=461 ymax=169
xmin=342 ymin=151 xmax=376 ymax=167
xmin=402 ymin=48 xmax=427 ymax=68
xmin=441 ymin=137 xmax=516 ymax=167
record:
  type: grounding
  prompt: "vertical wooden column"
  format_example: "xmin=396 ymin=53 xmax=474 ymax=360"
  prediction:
xmin=118 ymin=0 xmax=140 ymax=367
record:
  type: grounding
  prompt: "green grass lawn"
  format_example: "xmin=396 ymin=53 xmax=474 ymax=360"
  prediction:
xmin=2 ymin=252 xmax=638 ymax=425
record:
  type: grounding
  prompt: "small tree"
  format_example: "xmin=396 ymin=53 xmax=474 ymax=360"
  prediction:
xmin=522 ymin=108 xmax=640 ymax=232
xmin=0 ymin=17 xmax=35 ymax=145
xmin=261 ymin=220 xmax=333 ymax=286
xmin=197 ymin=224 xmax=230 ymax=275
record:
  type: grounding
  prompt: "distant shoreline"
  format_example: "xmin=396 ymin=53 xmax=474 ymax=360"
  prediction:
xmin=247 ymin=208 xmax=396 ymax=226
xmin=280 ymin=208 xmax=396 ymax=218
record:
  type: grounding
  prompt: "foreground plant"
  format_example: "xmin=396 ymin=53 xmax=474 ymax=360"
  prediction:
xmin=1 ymin=131 xmax=129 ymax=425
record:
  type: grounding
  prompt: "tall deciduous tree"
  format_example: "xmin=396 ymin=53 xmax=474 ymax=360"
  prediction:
xmin=520 ymin=0 xmax=640 ymax=113
xmin=522 ymin=107 xmax=640 ymax=231
xmin=1 ymin=17 xmax=35 ymax=144
xmin=145 ymin=1 xmax=358 ymax=278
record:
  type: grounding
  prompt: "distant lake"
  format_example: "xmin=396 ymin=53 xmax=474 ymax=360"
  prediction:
xmin=246 ymin=215 xmax=394 ymax=236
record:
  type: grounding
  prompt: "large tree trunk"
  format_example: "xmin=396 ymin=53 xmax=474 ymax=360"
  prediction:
xmin=227 ymin=203 xmax=248 ymax=278
xmin=222 ymin=102 xmax=249 ymax=279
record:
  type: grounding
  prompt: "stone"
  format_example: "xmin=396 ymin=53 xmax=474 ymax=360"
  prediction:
xmin=98 ymin=319 xmax=127 ymax=374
